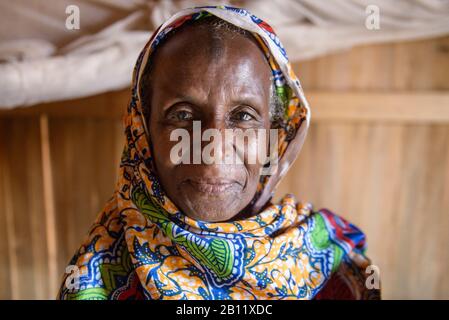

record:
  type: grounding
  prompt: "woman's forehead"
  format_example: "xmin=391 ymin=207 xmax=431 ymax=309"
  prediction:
xmin=149 ymin=27 xmax=272 ymax=89
xmin=150 ymin=56 xmax=271 ymax=109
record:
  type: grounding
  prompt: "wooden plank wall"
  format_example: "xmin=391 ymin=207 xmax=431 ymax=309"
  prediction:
xmin=0 ymin=36 xmax=448 ymax=299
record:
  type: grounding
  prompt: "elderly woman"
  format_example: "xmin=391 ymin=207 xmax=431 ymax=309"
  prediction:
xmin=59 ymin=6 xmax=380 ymax=300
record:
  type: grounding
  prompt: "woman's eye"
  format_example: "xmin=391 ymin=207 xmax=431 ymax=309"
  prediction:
xmin=234 ymin=111 xmax=255 ymax=121
xmin=169 ymin=110 xmax=193 ymax=121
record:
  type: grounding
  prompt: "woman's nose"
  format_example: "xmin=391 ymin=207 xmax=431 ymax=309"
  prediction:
xmin=201 ymin=113 xmax=227 ymax=131
xmin=195 ymin=116 xmax=250 ymax=166
xmin=198 ymin=116 xmax=233 ymax=151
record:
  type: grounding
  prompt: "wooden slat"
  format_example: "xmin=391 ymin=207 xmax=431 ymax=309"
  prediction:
xmin=39 ymin=114 xmax=58 ymax=298
xmin=0 ymin=120 xmax=18 ymax=299
xmin=0 ymin=90 xmax=127 ymax=118
xmin=49 ymin=117 xmax=123 ymax=280
xmin=0 ymin=117 xmax=49 ymax=299
xmin=307 ymin=91 xmax=449 ymax=123
xmin=296 ymin=36 xmax=449 ymax=91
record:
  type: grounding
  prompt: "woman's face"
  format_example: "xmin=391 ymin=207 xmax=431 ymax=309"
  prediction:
xmin=147 ymin=26 xmax=272 ymax=222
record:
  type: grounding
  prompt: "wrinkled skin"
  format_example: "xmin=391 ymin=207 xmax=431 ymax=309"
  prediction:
xmin=147 ymin=25 xmax=272 ymax=222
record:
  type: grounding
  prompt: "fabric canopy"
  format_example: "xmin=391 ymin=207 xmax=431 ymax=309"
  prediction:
xmin=1 ymin=0 xmax=448 ymax=108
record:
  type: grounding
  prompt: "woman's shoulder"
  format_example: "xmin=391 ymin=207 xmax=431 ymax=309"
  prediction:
xmin=307 ymin=207 xmax=381 ymax=300
xmin=312 ymin=207 xmax=367 ymax=254
xmin=314 ymin=252 xmax=381 ymax=300
xmin=280 ymin=195 xmax=367 ymax=255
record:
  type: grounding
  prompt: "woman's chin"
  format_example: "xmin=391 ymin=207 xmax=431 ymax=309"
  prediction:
xmin=178 ymin=192 xmax=244 ymax=222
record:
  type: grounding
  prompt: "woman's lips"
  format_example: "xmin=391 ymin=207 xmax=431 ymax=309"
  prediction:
xmin=183 ymin=178 xmax=241 ymax=194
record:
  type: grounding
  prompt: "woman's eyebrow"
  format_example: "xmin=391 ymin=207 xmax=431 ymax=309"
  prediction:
xmin=162 ymin=95 xmax=205 ymax=113
xmin=230 ymin=91 xmax=266 ymax=109
xmin=158 ymin=79 xmax=208 ymax=107
xmin=161 ymin=85 xmax=266 ymax=109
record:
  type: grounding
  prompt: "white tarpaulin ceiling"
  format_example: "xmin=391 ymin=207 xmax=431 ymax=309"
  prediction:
xmin=0 ymin=0 xmax=448 ymax=108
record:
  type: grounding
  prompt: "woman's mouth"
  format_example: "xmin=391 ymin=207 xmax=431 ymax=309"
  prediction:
xmin=183 ymin=178 xmax=241 ymax=194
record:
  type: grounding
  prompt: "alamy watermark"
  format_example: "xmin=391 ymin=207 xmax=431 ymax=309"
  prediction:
xmin=65 ymin=5 xmax=80 ymax=30
xmin=365 ymin=264 xmax=381 ymax=290
xmin=65 ymin=265 xmax=80 ymax=291
xmin=169 ymin=121 xmax=279 ymax=175
xmin=365 ymin=5 xmax=380 ymax=30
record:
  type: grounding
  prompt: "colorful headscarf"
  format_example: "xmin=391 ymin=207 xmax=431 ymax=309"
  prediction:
xmin=59 ymin=6 xmax=380 ymax=300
